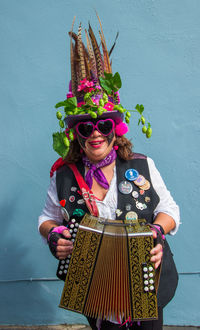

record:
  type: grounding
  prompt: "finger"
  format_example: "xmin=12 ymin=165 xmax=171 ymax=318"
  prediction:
xmin=57 ymin=237 xmax=73 ymax=246
xmin=62 ymin=229 xmax=71 ymax=239
xmin=150 ymin=243 xmax=163 ymax=255
xmin=57 ymin=251 xmax=72 ymax=260
xmin=150 ymin=251 xmax=163 ymax=269
xmin=57 ymin=245 xmax=73 ymax=257
xmin=151 ymin=230 xmax=157 ymax=239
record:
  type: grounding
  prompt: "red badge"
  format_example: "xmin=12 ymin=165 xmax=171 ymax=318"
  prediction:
xmin=59 ymin=199 xmax=66 ymax=207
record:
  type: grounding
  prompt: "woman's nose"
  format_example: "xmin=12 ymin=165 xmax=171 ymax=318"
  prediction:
xmin=91 ymin=129 xmax=101 ymax=137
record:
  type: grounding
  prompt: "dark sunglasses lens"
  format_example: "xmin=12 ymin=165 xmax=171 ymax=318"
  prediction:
xmin=77 ymin=123 xmax=93 ymax=138
xmin=97 ymin=120 xmax=113 ymax=135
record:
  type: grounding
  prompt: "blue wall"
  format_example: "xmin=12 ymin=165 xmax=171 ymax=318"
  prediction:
xmin=0 ymin=0 xmax=199 ymax=326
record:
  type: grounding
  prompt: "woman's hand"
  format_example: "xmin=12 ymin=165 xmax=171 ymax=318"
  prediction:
xmin=47 ymin=226 xmax=73 ymax=260
xmin=56 ymin=230 xmax=73 ymax=259
xmin=150 ymin=230 xmax=163 ymax=269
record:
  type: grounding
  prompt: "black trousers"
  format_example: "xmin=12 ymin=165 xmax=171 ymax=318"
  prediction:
xmin=87 ymin=307 xmax=163 ymax=330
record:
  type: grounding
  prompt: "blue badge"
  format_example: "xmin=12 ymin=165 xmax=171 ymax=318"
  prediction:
xmin=125 ymin=169 xmax=139 ymax=181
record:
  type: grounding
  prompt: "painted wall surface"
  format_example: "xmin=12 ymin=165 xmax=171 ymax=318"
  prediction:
xmin=0 ymin=0 xmax=199 ymax=326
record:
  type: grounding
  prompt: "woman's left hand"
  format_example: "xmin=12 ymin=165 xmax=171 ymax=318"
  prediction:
xmin=150 ymin=230 xmax=163 ymax=269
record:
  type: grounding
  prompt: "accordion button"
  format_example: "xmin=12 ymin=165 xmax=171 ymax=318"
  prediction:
xmin=72 ymin=233 xmax=76 ymax=238
xmin=149 ymin=279 xmax=154 ymax=284
xmin=61 ymin=260 xmax=65 ymax=264
xmin=149 ymin=266 xmax=153 ymax=271
xmin=60 ymin=265 xmax=64 ymax=270
xmin=149 ymin=273 xmax=154 ymax=278
xmin=69 ymin=229 xmax=73 ymax=233
xmin=150 ymin=285 xmax=154 ymax=291
xmin=75 ymin=223 xmax=79 ymax=227
xmin=71 ymin=218 xmax=76 ymax=223
xmin=71 ymin=239 xmax=75 ymax=242
xmin=144 ymin=286 xmax=149 ymax=292
xmin=64 ymin=270 xmax=67 ymax=274
xmin=74 ymin=228 xmax=77 ymax=232
xmin=144 ymin=274 xmax=148 ymax=279
xmin=58 ymin=271 xmax=63 ymax=275
xmin=70 ymin=224 xmax=74 ymax=228
xmin=144 ymin=280 xmax=149 ymax=285
xmin=143 ymin=267 xmax=148 ymax=272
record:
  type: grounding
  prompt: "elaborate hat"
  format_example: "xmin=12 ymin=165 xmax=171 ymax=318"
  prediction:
xmin=53 ymin=15 xmax=152 ymax=159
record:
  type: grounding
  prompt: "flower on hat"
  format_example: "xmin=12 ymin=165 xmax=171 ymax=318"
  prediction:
xmin=77 ymin=78 xmax=95 ymax=93
xmin=103 ymin=102 xmax=114 ymax=112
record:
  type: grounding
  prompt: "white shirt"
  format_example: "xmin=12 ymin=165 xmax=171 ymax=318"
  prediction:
xmin=38 ymin=157 xmax=180 ymax=235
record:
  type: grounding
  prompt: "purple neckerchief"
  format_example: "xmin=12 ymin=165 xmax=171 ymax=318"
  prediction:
xmin=82 ymin=148 xmax=117 ymax=189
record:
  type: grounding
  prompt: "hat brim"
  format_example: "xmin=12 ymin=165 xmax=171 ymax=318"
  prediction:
xmin=65 ymin=111 xmax=124 ymax=128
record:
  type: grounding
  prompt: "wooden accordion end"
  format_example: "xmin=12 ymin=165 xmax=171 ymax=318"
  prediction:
xmin=59 ymin=214 xmax=160 ymax=322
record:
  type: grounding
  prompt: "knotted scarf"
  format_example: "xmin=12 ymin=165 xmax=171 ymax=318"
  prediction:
xmin=82 ymin=148 xmax=117 ymax=189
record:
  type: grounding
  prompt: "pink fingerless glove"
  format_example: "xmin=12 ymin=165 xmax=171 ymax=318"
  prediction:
xmin=152 ymin=224 xmax=165 ymax=240
xmin=47 ymin=226 xmax=67 ymax=241
xmin=47 ymin=226 xmax=69 ymax=259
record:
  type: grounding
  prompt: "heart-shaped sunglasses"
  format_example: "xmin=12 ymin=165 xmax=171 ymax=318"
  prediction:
xmin=75 ymin=119 xmax=115 ymax=139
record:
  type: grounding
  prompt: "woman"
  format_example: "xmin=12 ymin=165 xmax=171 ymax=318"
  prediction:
xmin=38 ymin=17 xmax=180 ymax=330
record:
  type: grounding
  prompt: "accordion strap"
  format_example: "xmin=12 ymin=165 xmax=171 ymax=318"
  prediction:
xmin=66 ymin=162 xmax=99 ymax=217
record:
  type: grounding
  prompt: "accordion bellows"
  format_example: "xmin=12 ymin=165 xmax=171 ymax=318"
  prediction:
xmin=59 ymin=214 xmax=159 ymax=322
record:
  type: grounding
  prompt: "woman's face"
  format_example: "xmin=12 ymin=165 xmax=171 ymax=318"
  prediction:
xmin=77 ymin=128 xmax=116 ymax=163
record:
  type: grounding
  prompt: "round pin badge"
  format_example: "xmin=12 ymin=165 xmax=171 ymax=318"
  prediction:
xmin=145 ymin=196 xmax=151 ymax=203
xmin=134 ymin=175 xmax=146 ymax=187
xmin=132 ymin=191 xmax=139 ymax=199
xmin=69 ymin=195 xmax=75 ymax=203
xmin=125 ymin=211 xmax=138 ymax=221
xmin=125 ymin=169 xmax=139 ymax=181
xmin=139 ymin=179 xmax=151 ymax=191
xmin=71 ymin=186 xmax=77 ymax=192
xmin=118 ymin=181 xmax=133 ymax=194
xmin=125 ymin=203 xmax=132 ymax=211
xmin=77 ymin=199 xmax=85 ymax=204
xmin=61 ymin=207 xmax=70 ymax=221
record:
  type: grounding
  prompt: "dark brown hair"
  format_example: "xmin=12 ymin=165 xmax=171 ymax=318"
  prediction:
xmin=65 ymin=136 xmax=134 ymax=163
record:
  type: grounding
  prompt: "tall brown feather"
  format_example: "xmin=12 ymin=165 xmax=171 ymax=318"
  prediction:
xmin=77 ymin=23 xmax=86 ymax=81
xmin=85 ymin=29 xmax=97 ymax=79
xmin=96 ymin=12 xmax=112 ymax=73
xmin=70 ymin=16 xmax=76 ymax=95
xmin=88 ymin=23 xmax=104 ymax=78
xmin=99 ymin=31 xmax=112 ymax=74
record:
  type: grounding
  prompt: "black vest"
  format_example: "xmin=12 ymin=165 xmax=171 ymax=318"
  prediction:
xmin=56 ymin=154 xmax=178 ymax=308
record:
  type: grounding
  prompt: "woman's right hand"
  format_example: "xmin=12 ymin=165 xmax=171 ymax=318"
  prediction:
xmin=47 ymin=226 xmax=73 ymax=259
xmin=56 ymin=229 xmax=73 ymax=259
